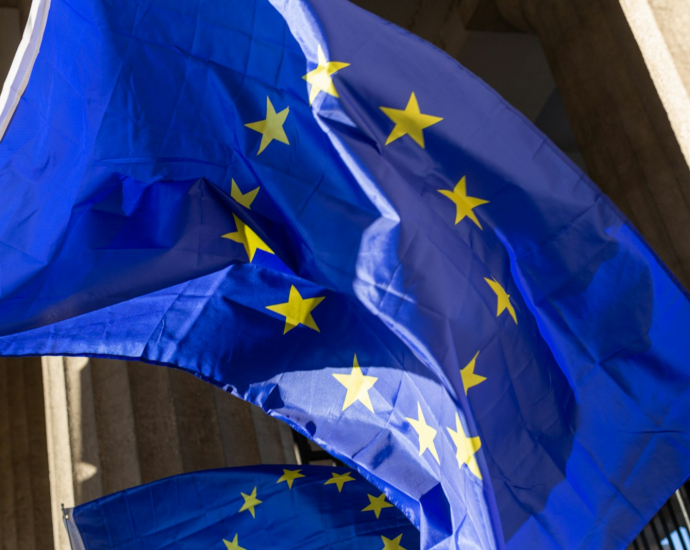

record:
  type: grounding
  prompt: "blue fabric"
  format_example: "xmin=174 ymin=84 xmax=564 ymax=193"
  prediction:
xmin=67 ymin=465 xmax=420 ymax=549
xmin=1 ymin=0 xmax=690 ymax=548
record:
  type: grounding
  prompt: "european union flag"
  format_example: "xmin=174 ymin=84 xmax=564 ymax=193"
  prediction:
xmin=1 ymin=0 xmax=690 ymax=548
xmin=63 ymin=465 xmax=419 ymax=549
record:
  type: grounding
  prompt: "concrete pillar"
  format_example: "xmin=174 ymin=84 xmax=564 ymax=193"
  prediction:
xmin=494 ymin=0 xmax=690 ymax=288
xmin=126 ymin=361 xmax=184 ymax=483
xmin=214 ymin=385 xmax=263 ymax=467
xmin=250 ymin=404 xmax=297 ymax=464
xmin=42 ymin=357 xmax=296 ymax=550
xmin=90 ymin=359 xmax=142 ymax=495
xmin=22 ymin=358 xmax=53 ymax=550
xmin=8 ymin=360 xmax=37 ymax=550
xmin=42 ymin=356 xmax=99 ymax=550
xmin=0 ymin=359 xmax=53 ymax=550
xmin=0 ymin=360 xmax=17 ymax=550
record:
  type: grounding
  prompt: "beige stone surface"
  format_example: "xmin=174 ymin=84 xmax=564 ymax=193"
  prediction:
xmin=90 ymin=359 xmax=142 ymax=495
xmin=618 ymin=0 xmax=690 ymax=195
xmin=22 ymin=359 xmax=52 ymax=550
xmin=64 ymin=357 xmax=104 ymax=504
xmin=42 ymin=357 xmax=76 ymax=550
xmin=41 ymin=358 xmax=296 ymax=549
xmin=169 ymin=367 xmax=227 ymax=471
xmin=250 ymin=404 xmax=298 ymax=464
xmin=648 ymin=1 xmax=690 ymax=93
xmin=43 ymin=357 xmax=101 ymax=550
xmin=213 ymin=386 xmax=263 ymax=467
xmin=127 ymin=361 xmax=185 ymax=482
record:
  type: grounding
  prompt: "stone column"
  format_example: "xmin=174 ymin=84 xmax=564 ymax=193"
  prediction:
xmin=494 ymin=0 xmax=690 ymax=289
xmin=0 ymin=359 xmax=18 ymax=550
xmin=0 ymin=358 xmax=53 ymax=550
xmin=42 ymin=357 xmax=296 ymax=550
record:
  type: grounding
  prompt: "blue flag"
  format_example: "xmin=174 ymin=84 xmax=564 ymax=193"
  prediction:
xmin=63 ymin=465 xmax=420 ymax=549
xmin=2 ymin=0 xmax=690 ymax=548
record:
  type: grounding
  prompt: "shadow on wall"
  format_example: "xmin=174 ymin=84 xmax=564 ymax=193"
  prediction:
xmin=0 ymin=7 xmax=21 ymax=83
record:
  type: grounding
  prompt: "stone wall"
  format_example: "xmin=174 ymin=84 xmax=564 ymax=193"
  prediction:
xmin=41 ymin=358 xmax=296 ymax=549
xmin=0 ymin=358 xmax=52 ymax=550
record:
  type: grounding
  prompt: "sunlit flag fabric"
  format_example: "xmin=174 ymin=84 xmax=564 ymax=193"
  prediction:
xmin=63 ymin=465 xmax=420 ymax=549
xmin=1 ymin=0 xmax=690 ymax=548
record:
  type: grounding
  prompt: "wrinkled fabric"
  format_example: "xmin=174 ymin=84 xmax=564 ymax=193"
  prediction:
xmin=1 ymin=0 xmax=690 ymax=549
xmin=65 ymin=465 xmax=419 ymax=549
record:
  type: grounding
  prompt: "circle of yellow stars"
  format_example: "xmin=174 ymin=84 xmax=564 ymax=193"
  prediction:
xmin=227 ymin=41 xmax=517 ymax=338
xmin=222 ymin=470 xmax=412 ymax=549
xmin=219 ymin=40 xmax=528 ymax=520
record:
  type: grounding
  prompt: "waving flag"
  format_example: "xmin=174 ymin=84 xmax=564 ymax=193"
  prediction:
xmin=63 ymin=465 xmax=419 ymax=549
xmin=2 ymin=0 xmax=690 ymax=548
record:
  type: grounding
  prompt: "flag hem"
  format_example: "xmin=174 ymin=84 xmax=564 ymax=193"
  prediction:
xmin=0 ymin=0 xmax=51 ymax=142
xmin=63 ymin=506 xmax=86 ymax=550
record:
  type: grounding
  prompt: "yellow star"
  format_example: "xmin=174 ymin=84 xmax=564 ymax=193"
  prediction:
xmin=405 ymin=402 xmax=439 ymax=464
xmin=447 ymin=413 xmax=482 ymax=480
xmin=265 ymin=285 xmax=325 ymax=334
xmin=484 ymin=277 xmax=517 ymax=324
xmin=277 ymin=469 xmax=305 ymax=489
xmin=381 ymin=534 xmax=407 ymax=550
xmin=222 ymin=214 xmax=274 ymax=262
xmin=303 ymin=45 xmax=350 ymax=105
xmin=230 ymin=179 xmax=259 ymax=209
xmin=239 ymin=487 xmax=262 ymax=518
xmin=223 ymin=534 xmax=246 ymax=550
xmin=332 ymin=354 xmax=378 ymax=413
xmin=380 ymin=92 xmax=443 ymax=148
xmin=244 ymin=97 xmax=290 ymax=155
xmin=438 ymin=176 xmax=489 ymax=229
xmin=461 ymin=351 xmax=486 ymax=395
xmin=324 ymin=471 xmax=355 ymax=492
xmin=362 ymin=493 xmax=393 ymax=519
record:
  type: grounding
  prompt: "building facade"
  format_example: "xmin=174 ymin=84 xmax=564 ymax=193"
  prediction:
xmin=0 ymin=0 xmax=689 ymax=548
